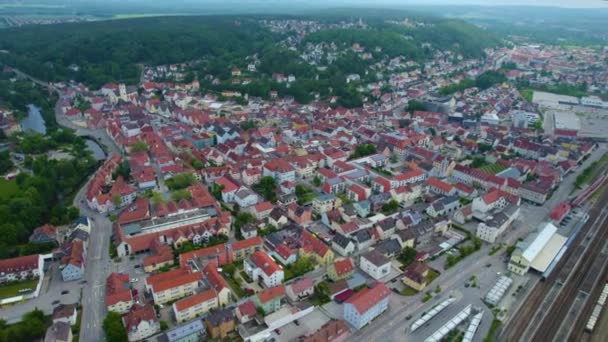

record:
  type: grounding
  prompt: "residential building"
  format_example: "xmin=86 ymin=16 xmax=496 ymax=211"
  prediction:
xmin=402 ymin=261 xmax=429 ymax=291
xmin=235 ymin=301 xmax=257 ymax=324
xmin=122 ymin=304 xmax=160 ymax=342
xmin=44 ymin=322 xmax=73 ymax=342
xmin=203 ymin=263 xmax=232 ymax=306
xmin=0 ymin=254 xmax=44 ymax=284
xmin=327 ymin=258 xmax=354 ymax=281
xmin=205 ymin=308 xmax=236 ymax=339
xmin=476 ymin=206 xmax=521 ymax=243
xmin=52 ymin=304 xmax=77 ymax=326
xmin=331 ymin=233 xmax=356 ymax=257
xmin=172 ymin=289 xmax=219 ymax=323
xmin=359 ymin=250 xmax=391 ymax=280
xmin=162 ymin=320 xmax=206 ymax=342
xmin=298 ymin=319 xmax=350 ymax=342
xmin=61 ymin=240 xmax=86 ymax=282
xmin=343 ymin=282 xmax=391 ymax=329
xmin=300 ymin=230 xmax=335 ymax=266
xmin=244 ymin=250 xmax=284 ymax=288
xmin=145 ymin=268 xmax=202 ymax=304
xmin=263 ymin=158 xmax=296 ymax=183
xmin=106 ymin=272 xmax=134 ymax=314
xmin=29 ymin=224 xmax=57 ymax=244
xmin=285 ymin=277 xmax=314 ymax=302
xmin=252 ymin=285 xmax=285 ymax=314
xmin=312 ymin=194 xmax=341 ymax=214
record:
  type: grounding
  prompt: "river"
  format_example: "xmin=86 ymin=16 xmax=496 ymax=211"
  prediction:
xmin=85 ymin=138 xmax=107 ymax=161
xmin=20 ymin=104 xmax=46 ymax=134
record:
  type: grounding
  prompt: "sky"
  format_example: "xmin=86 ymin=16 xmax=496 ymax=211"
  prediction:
xmin=317 ymin=0 xmax=608 ymax=8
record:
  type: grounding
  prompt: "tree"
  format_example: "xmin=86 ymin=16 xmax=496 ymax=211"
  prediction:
xmin=407 ymin=100 xmax=425 ymax=113
xmin=312 ymin=176 xmax=322 ymax=187
xmin=166 ymin=173 xmax=196 ymax=190
xmin=381 ymin=199 xmax=400 ymax=214
xmin=113 ymin=160 xmax=131 ymax=181
xmin=129 ymin=140 xmax=148 ymax=153
xmin=190 ymin=158 xmax=204 ymax=170
xmin=0 ymin=151 xmax=13 ymax=174
xmin=103 ymin=312 xmax=128 ymax=342
xmin=398 ymin=247 xmax=418 ymax=267
xmin=348 ymin=144 xmax=376 ymax=160
xmin=112 ymin=194 xmax=122 ymax=207
xmin=160 ymin=320 xmax=169 ymax=331
xmin=209 ymin=183 xmax=224 ymax=201
xmin=289 ymin=257 xmax=314 ymax=277
xmin=171 ymin=189 xmax=192 ymax=202
xmin=477 ymin=142 xmax=493 ymax=153
xmin=253 ymin=176 xmax=277 ymax=202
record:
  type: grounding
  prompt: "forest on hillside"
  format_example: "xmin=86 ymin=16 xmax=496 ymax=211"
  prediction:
xmin=0 ymin=14 xmax=500 ymax=92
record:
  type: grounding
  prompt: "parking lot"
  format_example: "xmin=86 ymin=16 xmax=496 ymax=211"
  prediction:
xmin=0 ymin=261 xmax=86 ymax=323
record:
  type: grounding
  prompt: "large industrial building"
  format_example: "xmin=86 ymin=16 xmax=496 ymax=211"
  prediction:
xmin=508 ymin=222 xmax=567 ymax=275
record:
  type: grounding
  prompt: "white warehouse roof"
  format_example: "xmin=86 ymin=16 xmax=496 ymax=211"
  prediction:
xmin=521 ymin=222 xmax=558 ymax=263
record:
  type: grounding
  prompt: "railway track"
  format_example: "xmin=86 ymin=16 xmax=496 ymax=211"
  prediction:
xmin=500 ymin=186 xmax=608 ymax=342
xmin=530 ymin=208 xmax=608 ymax=342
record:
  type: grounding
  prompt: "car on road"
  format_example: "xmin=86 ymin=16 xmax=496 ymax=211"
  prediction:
xmin=405 ymin=315 xmax=412 ymax=320
xmin=274 ymin=329 xmax=281 ymax=335
xmin=485 ymin=263 xmax=492 ymax=267
xmin=52 ymin=300 xmax=60 ymax=305
xmin=134 ymin=264 xmax=141 ymax=269
xmin=79 ymin=280 xmax=87 ymax=284
xmin=61 ymin=290 xmax=69 ymax=295
xmin=131 ymin=278 xmax=138 ymax=283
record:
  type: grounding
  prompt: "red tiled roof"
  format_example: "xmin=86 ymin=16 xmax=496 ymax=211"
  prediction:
xmin=344 ymin=282 xmax=390 ymax=314
xmin=231 ymin=236 xmax=263 ymax=252
xmin=173 ymin=289 xmax=217 ymax=311
xmin=249 ymin=251 xmax=281 ymax=277
xmin=122 ymin=304 xmax=157 ymax=332
xmin=236 ymin=301 xmax=256 ymax=317
xmin=203 ymin=263 xmax=230 ymax=293
xmin=105 ymin=272 xmax=132 ymax=306
xmin=254 ymin=201 xmax=273 ymax=213
xmin=426 ymin=177 xmax=453 ymax=193
xmin=332 ymin=258 xmax=354 ymax=276
xmin=275 ymin=243 xmax=295 ymax=260
xmin=146 ymin=268 xmax=201 ymax=293
xmin=215 ymin=177 xmax=238 ymax=193
xmin=550 ymin=202 xmax=571 ymax=222
xmin=256 ymin=285 xmax=285 ymax=304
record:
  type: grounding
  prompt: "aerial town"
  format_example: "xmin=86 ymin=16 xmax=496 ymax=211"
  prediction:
xmin=1 ymin=14 xmax=608 ymax=342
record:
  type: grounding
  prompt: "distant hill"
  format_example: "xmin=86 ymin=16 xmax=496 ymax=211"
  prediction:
xmin=0 ymin=13 xmax=500 ymax=89
xmin=0 ymin=16 xmax=276 ymax=88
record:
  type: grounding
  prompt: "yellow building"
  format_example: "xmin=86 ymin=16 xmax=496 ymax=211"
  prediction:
xmin=327 ymin=258 xmax=354 ymax=281
xmin=172 ymin=289 xmax=219 ymax=323
xmin=145 ymin=269 xmax=202 ymax=305
xmin=402 ymin=261 xmax=429 ymax=292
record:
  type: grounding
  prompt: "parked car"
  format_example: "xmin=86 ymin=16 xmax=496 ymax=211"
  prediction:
xmin=131 ymin=278 xmax=138 ymax=283
xmin=52 ymin=300 xmax=60 ymax=305
xmin=61 ymin=290 xmax=69 ymax=295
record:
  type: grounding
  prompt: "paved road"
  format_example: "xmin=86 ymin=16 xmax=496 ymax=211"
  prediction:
xmin=10 ymin=67 xmax=119 ymax=341
xmin=74 ymin=180 xmax=113 ymax=342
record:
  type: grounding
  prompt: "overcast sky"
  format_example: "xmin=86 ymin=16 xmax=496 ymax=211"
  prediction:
xmin=332 ymin=0 xmax=608 ymax=8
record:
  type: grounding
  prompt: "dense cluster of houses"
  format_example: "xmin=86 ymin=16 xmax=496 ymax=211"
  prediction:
xmin=25 ymin=18 xmax=605 ymax=341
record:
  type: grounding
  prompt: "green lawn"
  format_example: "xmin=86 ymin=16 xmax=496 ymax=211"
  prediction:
xmin=0 ymin=178 xmax=19 ymax=201
xmin=225 ymin=276 xmax=244 ymax=298
xmin=400 ymin=286 xmax=419 ymax=296
xmin=426 ymin=269 xmax=440 ymax=284
xmin=477 ymin=163 xmax=507 ymax=175
xmin=0 ymin=279 xmax=38 ymax=300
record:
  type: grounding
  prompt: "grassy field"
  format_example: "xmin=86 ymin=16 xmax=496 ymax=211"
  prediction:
xmin=0 ymin=279 xmax=38 ymax=300
xmin=0 ymin=178 xmax=19 ymax=201
xmin=477 ymin=163 xmax=507 ymax=175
